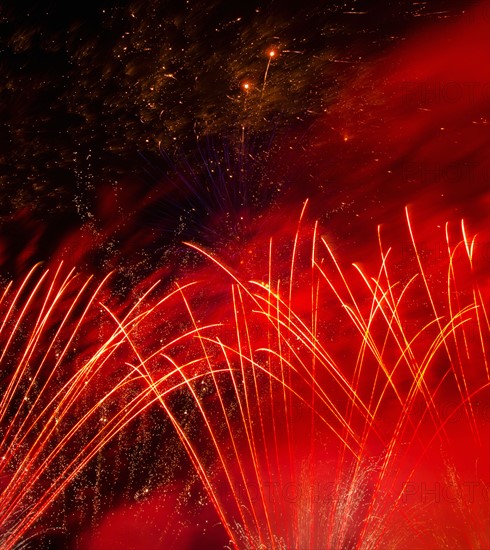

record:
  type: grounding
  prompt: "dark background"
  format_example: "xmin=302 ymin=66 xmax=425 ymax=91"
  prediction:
xmin=0 ymin=0 xmax=479 ymax=226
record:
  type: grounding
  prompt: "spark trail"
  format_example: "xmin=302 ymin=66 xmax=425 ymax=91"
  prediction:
xmin=0 ymin=264 xmax=225 ymax=549
xmin=146 ymin=206 xmax=490 ymax=549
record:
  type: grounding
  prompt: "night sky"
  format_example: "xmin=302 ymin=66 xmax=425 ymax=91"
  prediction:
xmin=0 ymin=1 xmax=488 ymax=549
xmin=0 ymin=1 xmax=480 ymax=234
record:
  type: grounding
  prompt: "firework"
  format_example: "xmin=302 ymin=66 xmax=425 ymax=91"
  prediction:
xmin=144 ymin=205 xmax=489 ymax=549
xmin=0 ymin=3 xmax=488 ymax=547
xmin=0 ymin=262 xmax=227 ymax=549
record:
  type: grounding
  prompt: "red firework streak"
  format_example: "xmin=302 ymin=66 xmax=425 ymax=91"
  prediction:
xmin=168 ymin=204 xmax=488 ymax=549
xmin=0 ymin=262 xmax=231 ymax=549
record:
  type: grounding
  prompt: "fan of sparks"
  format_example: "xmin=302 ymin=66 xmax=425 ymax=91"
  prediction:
xmin=0 ymin=205 xmax=488 ymax=549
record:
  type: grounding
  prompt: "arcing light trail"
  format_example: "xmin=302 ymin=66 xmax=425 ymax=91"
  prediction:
xmin=167 ymin=205 xmax=489 ymax=549
xmin=0 ymin=206 xmax=488 ymax=549
xmin=0 ymin=265 xmax=226 ymax=549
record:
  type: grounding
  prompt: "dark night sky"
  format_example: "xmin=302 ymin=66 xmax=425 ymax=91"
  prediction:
xmin=0 ymin=0 xmax=479 ymax=224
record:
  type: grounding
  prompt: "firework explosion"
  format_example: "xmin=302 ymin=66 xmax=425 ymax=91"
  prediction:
xmin=176 ymin=206 xmax=489 ymax=548
xmin=0 ymin=262 xmax=236 ymax=548
xmin=1 ymin=0 xmax=489 ymax=548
